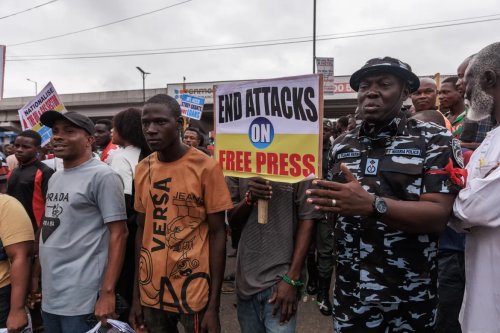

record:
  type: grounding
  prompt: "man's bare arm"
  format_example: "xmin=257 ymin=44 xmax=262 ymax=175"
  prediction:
xmin=5 ymin=240 xmax=33 ymax=331
xmin=201 ymin=211 xmax=227 ymax=332
xmin=95 ymin=221 xmax=128 ymax=324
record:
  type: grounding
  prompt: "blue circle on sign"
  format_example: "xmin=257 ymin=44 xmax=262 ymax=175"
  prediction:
xmin=248 ymin=117 xmax=274 ymax=149
xmin=248 ymin=117 xmax=275 ymax=149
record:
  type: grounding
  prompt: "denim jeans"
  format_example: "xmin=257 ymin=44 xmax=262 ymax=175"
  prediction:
xmin=237 ymin=285 xmax=297 ymax=333
xmin=41 ymin=311 xmax=92 ymax=333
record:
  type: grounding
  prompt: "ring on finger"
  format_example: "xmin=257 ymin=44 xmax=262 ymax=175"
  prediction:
xmin=331 ymin=199 xmax=337 ymax=207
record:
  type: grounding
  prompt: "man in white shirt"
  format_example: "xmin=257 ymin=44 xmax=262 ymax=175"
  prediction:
xmin=451 ymin=42 xmax=500 ymax=333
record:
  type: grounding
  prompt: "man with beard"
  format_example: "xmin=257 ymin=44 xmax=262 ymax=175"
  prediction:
xmin=457 ymin=55 xmax=496 ymax=150
xmin=451 ymin=42 xmax=500 ymax=333
xmin=307 ymin=57 xmax=465 ymax=332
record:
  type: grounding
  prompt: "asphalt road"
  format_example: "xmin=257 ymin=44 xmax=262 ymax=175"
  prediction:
xmin=179 ymin=239 xmax=334 ymax=332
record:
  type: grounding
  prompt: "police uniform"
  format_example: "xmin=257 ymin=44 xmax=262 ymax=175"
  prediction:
xmin=327 ymin=113 xmax=463 ymax=332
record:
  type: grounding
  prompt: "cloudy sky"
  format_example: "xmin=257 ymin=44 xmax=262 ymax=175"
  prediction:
xmin=0 ymin=0 xmax=499 ymax=98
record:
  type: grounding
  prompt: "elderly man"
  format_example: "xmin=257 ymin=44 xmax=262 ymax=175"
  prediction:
xmin=451 ymin=42 xmax=500 ymax=333
xmin=307 ymin=57 xmax=465 ymax=332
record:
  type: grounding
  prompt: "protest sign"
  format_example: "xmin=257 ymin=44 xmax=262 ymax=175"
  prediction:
xmin=180 ymin=94 xmax=205 ymax=120
xmin=316 ymin=57 xmax=334 ymax=95
xmin=18 ymin=82 xmax=67 ymax=146
xmin=214 ymin=74 xmax=323 ymax=184
xmin=0 ymin=45 xmax=5 ymax=100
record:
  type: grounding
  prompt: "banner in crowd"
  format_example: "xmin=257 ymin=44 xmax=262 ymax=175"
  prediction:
xmin=214 ymin=74 xmax=323 ymax=183
xmin=180 ymin=94 xmax=205 ymax=120
xmin=316 ymin=57 xmax=334 ymax=95
xmin=18 ymin=82 xmax=67 ymax=146
xmin=0 ymin=45 xmax=5 ymax=100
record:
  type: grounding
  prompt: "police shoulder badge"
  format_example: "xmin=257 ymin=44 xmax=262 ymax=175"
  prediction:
xmin=451 ymin=138 xmax=465 ymax=168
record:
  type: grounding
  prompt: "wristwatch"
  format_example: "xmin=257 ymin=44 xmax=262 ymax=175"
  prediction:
xmin=372 ymin=195 xmax=388 ymax=219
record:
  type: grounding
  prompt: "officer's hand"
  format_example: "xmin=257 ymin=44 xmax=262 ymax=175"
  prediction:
xmin=306 ymin=164 xmax=374 ymax=216
xmin=268 ymin=281 xmax=298 ymax=324
xmin=248 ymin=178 xmax=272 ymax=202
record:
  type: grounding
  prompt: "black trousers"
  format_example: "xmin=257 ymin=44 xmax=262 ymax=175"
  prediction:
xmin=308 ymin=218 xmax=334 ymax=280
xmin=435 ymin=250 xmax=465 ymax=333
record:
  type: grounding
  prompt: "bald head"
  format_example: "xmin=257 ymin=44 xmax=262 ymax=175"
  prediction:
xmin=457 ymin=55 xmax=474 ymax=96
xmin=465 ymin=42 xmax=500 ymax=121
xmin=411 ymin=77 xmax=437 ymax=112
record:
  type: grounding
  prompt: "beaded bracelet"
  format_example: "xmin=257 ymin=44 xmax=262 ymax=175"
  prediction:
xmin=244 ymin=191 xmax=256 ymax=206
xmin=279 ymin=274 xmax=304 ymax=287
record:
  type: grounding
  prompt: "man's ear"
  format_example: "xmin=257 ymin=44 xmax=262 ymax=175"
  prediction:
xmin=176 ymin=116 xmax=185 ymax=131
xmin=88 ymin=135 xmax=96 ymax=147
xmin=483 ymin=70 xmax=498 ymax=89
xmin=401 ymin=86 xmax=410 ymax=102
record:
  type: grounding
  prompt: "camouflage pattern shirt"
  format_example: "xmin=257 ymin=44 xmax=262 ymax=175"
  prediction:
xmin=327 ymin=112 xmax=462 ymax=304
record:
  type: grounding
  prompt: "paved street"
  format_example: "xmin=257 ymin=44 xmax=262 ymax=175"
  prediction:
xmin=180 ymin=240 xmax=334 ymax=332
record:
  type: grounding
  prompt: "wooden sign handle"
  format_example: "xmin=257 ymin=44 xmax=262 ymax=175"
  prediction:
xmin=257 ymin=199 xmax=268 ymax=224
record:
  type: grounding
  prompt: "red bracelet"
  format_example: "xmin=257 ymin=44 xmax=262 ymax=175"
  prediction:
xmin=244 ymin=191 xmax=255 ymax=206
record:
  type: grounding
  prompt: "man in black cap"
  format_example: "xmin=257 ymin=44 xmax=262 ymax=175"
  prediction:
xmin=35 ymin=111 xmax=128 ymax=333
xmin=307 ymin=57 xmax=465 ymax=332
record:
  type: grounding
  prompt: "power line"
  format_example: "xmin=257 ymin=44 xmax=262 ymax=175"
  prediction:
xmin=0 ymin=0 xmax=58 ymax=20
xmin=7 ymin=0 xmax=192 ymax=47
xmin=6 ymin=15 xmax=500 ymax=61
xmin=8 ymin=12 xmax=500 ymax=58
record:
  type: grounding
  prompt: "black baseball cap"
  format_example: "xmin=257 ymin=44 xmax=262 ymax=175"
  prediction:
xmin=40 ymin=110 xmax=95 ymax=135
xmin=350 ymin=57 xmax=420 ymax=93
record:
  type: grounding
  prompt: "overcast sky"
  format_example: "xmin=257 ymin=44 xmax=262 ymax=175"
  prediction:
xmin=0 ymin=0 xmax=499 ymax=98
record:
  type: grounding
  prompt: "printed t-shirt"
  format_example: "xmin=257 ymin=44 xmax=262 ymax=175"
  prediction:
xmin=134 ymin=148 xmax=233 ymax=314
xmin=0 ymin=195 xmax=35 ymax=288
xmin=39 ymin=158 xmax=127 ymax=316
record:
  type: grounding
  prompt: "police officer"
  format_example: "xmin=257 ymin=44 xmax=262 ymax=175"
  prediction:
xmin=306 ymin=57 xmax=465 ymax=332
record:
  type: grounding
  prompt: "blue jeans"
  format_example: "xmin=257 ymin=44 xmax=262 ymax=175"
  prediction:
xmin=237 ymin=285 xmax=297 ymax=333
xmin=41 ymin=311 xmax=92 ymax=333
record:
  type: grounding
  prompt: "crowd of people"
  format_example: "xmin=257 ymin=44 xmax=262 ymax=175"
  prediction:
xmin=0 ymin=41 xmax=498 ymax=333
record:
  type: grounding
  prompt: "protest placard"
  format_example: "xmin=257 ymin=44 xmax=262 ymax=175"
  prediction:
xmin=18 ymin=82 xmax=67 ymax=146
xmin=214 ymin=74 xmax=323 ymax=184
xmin=316 ymin=57 xmax=334 ymax=95
xmin=0 ymin=45 xmax=5 ymax=100
xmin=180 ymin=94 xmax=205 ymax=120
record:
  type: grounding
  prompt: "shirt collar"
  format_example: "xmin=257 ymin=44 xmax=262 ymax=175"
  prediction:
xmin=19 ymin=157 xmax=38 ymax=168
xmin=358 ymin=112 xmax=408 ymax=139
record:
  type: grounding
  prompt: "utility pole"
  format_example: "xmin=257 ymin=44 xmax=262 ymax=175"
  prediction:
xmin=313 ymin=0 xmax=317 ymax=73
xmin=136 ymin=66 xmax=150 ymax=103
xmin=26 ymin=78 xmax=38 ymax=95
